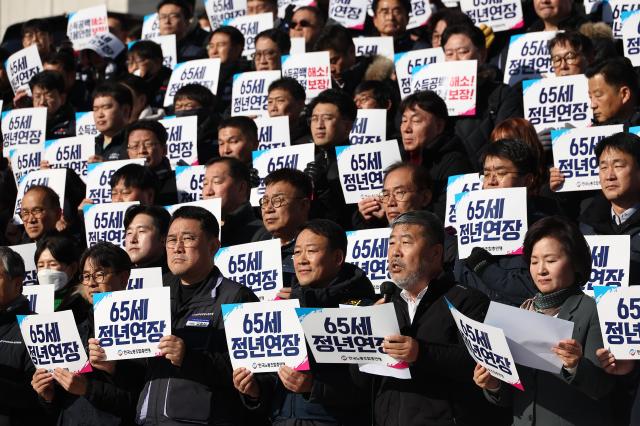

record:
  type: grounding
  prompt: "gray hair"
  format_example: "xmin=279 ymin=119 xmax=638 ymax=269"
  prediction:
xmin=390 ymin=210 xmax=444 ymax=245
xmin=0 ymin=247 xmax=26 ymax=279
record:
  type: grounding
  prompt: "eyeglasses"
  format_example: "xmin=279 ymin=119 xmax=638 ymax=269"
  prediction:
xmin=255 ymin=49 xmax=278 ymax=60
xmin=20 ymin=207 xmax=46 ymax=220
xmin=291 ymin=19 xmax=313 ymax=29
xmin=127 ymin=141 xmax=158 ymax=151
xmin=166 ymin=234 xmax=199 ymax=248
xmin=379 ymin=189 xmax=415 ymax=203
xmin=158 ymin=12 xmax=183 ymax=22
xmin=259 ymin=195 xmax=304 ymax=209
xmin=80 ymin=271 xmax=114 ymax=285
xmin=480 ymin=170 xmax=520 ymax=181
xmin=551 ymin=51 xmax=580 ymax=67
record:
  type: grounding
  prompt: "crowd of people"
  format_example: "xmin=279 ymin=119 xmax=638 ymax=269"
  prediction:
xmin=1 ymin=0 xmax=640 ymax=424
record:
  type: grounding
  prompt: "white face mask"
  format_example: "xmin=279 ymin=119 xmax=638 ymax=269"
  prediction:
xmin=37 ymin=269 xmax=69 ymax=291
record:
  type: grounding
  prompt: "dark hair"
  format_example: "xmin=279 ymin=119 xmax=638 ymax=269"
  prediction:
xmin=169 ymin=206 xmax=220 ymax=239
xmin=42 ymin=50 xmax=76 ymax=73
xmin=157 ymin=0 xmax=193 ymax=19
xmin=119 ymin=74 xmax=151 ymax=101
xmin=29 ymin=71 xmax=66 ymax=93
xmin=390 ymin=210 xmax=444 ymax=245
xmin=585 ymin=57 xmax=640 ymax=99
xmin=34 ymin=234 xmax=79 ymax=266
xmin=93 ymin=82 xmax=133 ymax=108
xmin=174 ymin=83 xmax=217 ymax=108
xmin=354 ymin=80 xmax=394 ymax=109
xmin=400 ymin=90 xmax=449 ymax=123
xmin=523 ymin=216 xmax=592 ymax=286
xmin=595 ymin=132 xmax=640 ymax=167
xmin=128 ymin=40 xmax=164 ymax=61
xmin=205 ymin=157 xmax=252 ymax=188
xmin=264 ymin=168 xmax=313 ymax=199
xmin=292 ymin=6 xmax=326 ymax=25
xmin=209 ymin=26 xmax=245 ymax=49
xmin=126 ymin=120 xmax=169 ymax=146
xmin=426 ymin=9 xmax=474 ymax=41
xmin=0 ymin=247 xmax=25 ymax=279
xmin=314 ymin=25 xmax=354 ymax=56
xmin=255 ymin=29 xmax=291 ymax=54
xmin=21 ymin=18 xmax=50 ymax=37
xmin=548 ymin=31 xmax=594 ymax=60
xmin=110 ymin=164 xmax=158 ymax=194
xmin=482 ymin=138 xmax=537 ymax=176
xmin=308 ymin=89 xmax=357 ymax=122
xmin=124 ymin=204 xmax=171 ymax=236
xmin=372 ymin=0 xmax=411 ymax=15
xmin=299 ymin=219 xmax=347 ymax=254
xmin=268 ymin=77 xmax=306 ymax=102
xmin=25 ymin=185 xmax=60 ymax=209
xmin=441 ymin=24 xmax=486 ymax=52
xmin=217 ymin=116 xmax=258 ymax=143
xmin=384 ymin=162 xmax=432 ymax=192
xmin=80 ymin=242 xmax=132 ymax=275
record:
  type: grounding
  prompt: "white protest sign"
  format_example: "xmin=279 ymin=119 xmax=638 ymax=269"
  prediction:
xmin=76 ymin=111 xmax=99 ymax=136
xmin=594 ymin=286 xmax=640 ymax=359
xmin=551 ymin=125 xmax=623 ymax=192
xmin=281 ymin=52 xmax=331 ymax=102
xmin=584 ymin=235 xmax=630 ymax=296
xmin=223 ymin=299 xmax=309 ymax=372
xmin=232 ymin=70 xmax=281 ymax=117
xmin=148 ymin=35 xmax=177 ymax=70
xmin=43 ymin=135 xmax=96 ymax=183
xmin=141 ymin=13 xmax=160 ymax=40
xmin=159 ymin=115 xmax=199 ymax=166
xmin=1 ymin=107 xmax=47 ymax=155
xmin=604 ymin=0 xmax=640 ymax=39
xmin=83 ymin=201 xmax=139 ymax=248
xmin=345 ymin=228 xmax=390 ymax=293
xmin=164 ymin=198 xmax=222 ymax=240
xmin=329 ymin=0 xmax=368 ymax=30
xmin=85 ymin=32 xmax=125 ymax=59
xmin=206 ymin=0 xmax=247 ymax=32
xmin=215 ymin=239 xmax=283 ymax=301
xmin=503 ymin=31 xmax=557 ymax=86
xmin=225 ymin=13 xmax=273 ymax=58
xmin=296 ymin=303 xmax=409 ymax=367
xmin=9 ymin=145 xmax=41 ymax=185
xmin=447 ymin=298 xmax=523 ymax=390
xmin=395 ymin=48 xmax=444 ymax=99
xmin=127 ymin=267 xmax=164 ymax=290
xmin=455 ymin=187 xmax=528 ymax=259
xmin=336 ymin=140 xmax=402 ymax=204
xmin=9 ymin=243 xmax=38 ymax=286
xmin=459 ymin=0 xmax=524 ymax=32
xmin=85 ymin=159 xmax=145 ymax=204
xmin=5 ymin=45 xmax=42 ymax=95
xmin=407 ymin=0 xmax=432 ymax=29
xmin=353 ymin=37 xmax=394 ymax=61
xmin=94 ymin=287 xmax=171 ymax=360
xmin=622 ymin=10 xmax=640 ymax=66
xmin=255 ymin=116 xmax=291 ymax=150
xmin=175 ymin=165 xmax=205 ymax=203
xmin=23 ymin=285 xmax=55 ymax=314
xmin=349 ymin=109 xmax=386 ymax=145
xmin=523 ymin=74 xmax=592 ymax=133
xmin=290 ymin=37 xmax=306 ymax=54
xmin=411 ymin=60 xmax=478 ymax=116
xmin=18 ymin=310 xmax=90 ymax=373
xmin=67 ymin=5 xmax=109 ymax=51
xmin=445 ymin=172 xmax=482 ymax=229
xmin=485 ymin=301 xmax=574 ymax=373
xmin=13 ymin=168 xmax=66 ymax=225
xmin=251 ymin=143 xmax=316 ymax=206
xmin=164 ymin=58 xmax=221 ymax=107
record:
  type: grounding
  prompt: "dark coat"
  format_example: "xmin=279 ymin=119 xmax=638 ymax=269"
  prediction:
xmin=150 ymin=157 xmax=178 ymax=206
xmin=221 ymin=202 xmax=264 ymax=247
xmin=47 ymin=102 xmax=76 ymax=140
xmin=95 ymin=131 xmax=126 ymax=161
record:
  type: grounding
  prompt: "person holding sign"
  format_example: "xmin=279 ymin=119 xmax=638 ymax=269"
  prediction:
xmin=234 ymin=219 xmax=375 ymax=424
xmin=474 ymin=216 xmax=614 ymax=425
xmin=29 ymin=71 xmax=76 ymax=139
xmin=157 ymin=0 xmax=207 ymax=62
xmin=254 ymin=29 xmax=290 ymax=71
xmin=136 ymin=206 xmax=258 ymax=425
xmin=31 ymin=242 xmax=143 ymax=425
xmin=0 ymin=247 xmax=48 ymax=425
xmin=580 ymin=132 xmax=640 ymax=285
xmin=124 ymin=205 xmax=171 ymax=273
xmin=91 ymin=83 xmax=133 ymax=162
xmin=218 ymin=116 xmax=259 ymax=167
xmin=202 ymin=157 xmax=264 ymax=247
xmin=364 ymin=210 xmax=506 ymax=425
xmin=267 ymin=78 xmax=310 ymax=145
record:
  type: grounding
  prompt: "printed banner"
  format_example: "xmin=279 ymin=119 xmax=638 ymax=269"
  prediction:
xmin=141 ymin=13 xmax=160 ymax=40
xmin=445 ymin=172 xmax=482 ymax=229
xmin=67 ymin=5 xmax=109 ymax=51
xmin=584 ymin=235 xmax=630 ymax=296
xmin=205 ymin=0 xmax=247 ymax=33
xmin=127 ymin=267 xmax=164 ymax=290
xmin=93 ymin=287 xmax=171 ymax=360
xmin=175 ymin=165 xmax=205 ymax=203
xmin=85 ymin=32 xmax=125 ymax=59
xmin=231 ymin=70 xmax=281 ymax=117
xmin=225 ymin=13 xmax=273 ymax=57
xmin=147 ymin=34 xmax=177 ymax=70
xmin=255 ymin=116 xmax=291 ymax=150
xmin=23 ymin=285 xmax=55 ymax=314
xmin=1 ymin=107 xmax=47 ymax=154
xmin=85 ymin=159 xmax=145 ymax=204
xmin=349 ymin=109 xmax=386 ymax=144
xmin=395 ymin=48 xmax=444 ymax=99
xmin=595 ymin=286 xmax=640 ymax=359
xmin=345 ymin=228 xmax=390 ymax=293
xmin=9 ymin=145 xmax=41 ymax=184
xmin=9 ymin=243 xmax=37 ymax=286
xmin=503 ymin=31 xmax=557 ymax=85
xmin=407 ymin=0 xmax=433 ymax=29
xmin=43 ymin=135 xmax=96 ymax=183
xmin=223 ymin=299 xmax=308 ymax=372
xmin=622 ymin=10 xmax=640 ymax=66
xmin=83 ymin=201 xmax=139 ymax=248
xmin=353 ymin=36 xmax=394 ymax=61
xmin=329 ymin=0 xmax=368 ymax=30
xmin=5 ymin=45 xmax=42 ymax=95
xmin=159 ymin=115 xmax=199 ymax=166
xmin=75 ymin=111 xmax=99 ymax=136
xmin=411 ymin=60 xmax=477 ymax=116
xmin=459 ymin=0 xmax=524 ymax=32
xmin=281 ymin=52 xmax=331 ymax=102
xmin=164 ymin=58 xmax=221 ymax=107
xmin=604 ymin=0 xmax=640 ymax=39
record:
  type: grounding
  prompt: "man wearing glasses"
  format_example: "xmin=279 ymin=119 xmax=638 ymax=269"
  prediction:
xmin=135 ymin=206 xmax=258 ymax=425
xmin=157 ymin=0 xmax=207 ymax=62
xmin=19 ymin=185 xmax=62 ymax=243
xmin=253 ymin=168 xmax=312 ymax=289
xmin=289 ymin=7 xmax=324 ymax=52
